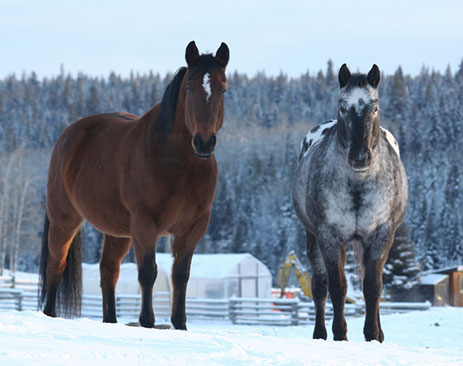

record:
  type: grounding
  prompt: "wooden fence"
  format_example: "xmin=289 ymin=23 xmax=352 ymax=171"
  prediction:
xmin=0 ymin=281 xmax=432 ymax=326
xmin=228 ymin=297 xmax=361 ymax=326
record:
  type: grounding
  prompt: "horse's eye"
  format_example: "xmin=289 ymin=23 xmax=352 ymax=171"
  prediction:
xmin=186 ymin=86 xmax=192 ymax=95
xmin=222 ymin=88 xmax=227 ymax=94
xmin=340 ymin=106 xmax=347 ymax=114
xmin=373 ymin=106 xmax=379 ymax=113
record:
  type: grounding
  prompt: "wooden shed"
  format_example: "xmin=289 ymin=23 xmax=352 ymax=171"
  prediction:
xmin=414 ymin=273 xmax=450 ymax=306
xmin=433 ymin=265 xmax=463 ymax=307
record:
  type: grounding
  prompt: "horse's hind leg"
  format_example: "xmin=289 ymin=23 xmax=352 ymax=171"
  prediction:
xmin=319 ymin=235 xmax=348 ymax=341
xmin=100 ymin=235 xmax=131 ymax=323
xmin=170 ymin=214 xmax=210 ymax=330
xmin=306 ymin=231 xmax=328 ymax=340
xmin=44 ymin=217 xmax=82 ymax=317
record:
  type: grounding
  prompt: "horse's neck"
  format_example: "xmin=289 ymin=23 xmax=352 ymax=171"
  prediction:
xmin=138 ymin=99 xmax=197 ymax=162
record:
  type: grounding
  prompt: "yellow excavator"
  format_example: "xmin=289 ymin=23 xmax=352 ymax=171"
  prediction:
xmin=277 ymin=250 xmax=313 ymax=299
xmin=277 ymin=250 xmax=356 ymax=303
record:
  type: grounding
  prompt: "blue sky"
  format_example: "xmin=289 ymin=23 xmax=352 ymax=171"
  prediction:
xmin=1 ymin=0 xmax=462 ymax=78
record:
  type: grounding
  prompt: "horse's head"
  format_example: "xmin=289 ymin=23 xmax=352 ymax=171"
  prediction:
xmin=337 ymin=64 xmax=381 ymax=172
xmin=183 ymin=41 xmax=229 ymax=159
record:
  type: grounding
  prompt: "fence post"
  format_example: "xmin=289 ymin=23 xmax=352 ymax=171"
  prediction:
xmin=229 ymin=298 xmax=237 ymax=324
xmin=18 ymin=291 xmax=23 ymax=311
xmin=291 ymin=300 xmax=299 ymax=326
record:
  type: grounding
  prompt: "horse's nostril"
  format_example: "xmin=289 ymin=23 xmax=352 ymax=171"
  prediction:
xmin=193 ymin=135 xmax=201 ymax=149
xmin=210 ymin=135 xmax=217 ymax=149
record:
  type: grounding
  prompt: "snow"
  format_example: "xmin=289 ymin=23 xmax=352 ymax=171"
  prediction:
xmin=157 ymin=253 xmax=270 ymax=279
xmin=420 ymin=273 xmax=448 ymax=285
xmin=0 ymin=307 xmax=462 ymax=365
xmin=433 ymin=265 xmax=463 ymax=274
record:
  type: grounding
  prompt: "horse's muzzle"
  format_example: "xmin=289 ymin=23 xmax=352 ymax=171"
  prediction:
xmin=348 ymin=150 xmax=371 ymax=172
xmin=193 ymin=133 xmax=217 ymax=159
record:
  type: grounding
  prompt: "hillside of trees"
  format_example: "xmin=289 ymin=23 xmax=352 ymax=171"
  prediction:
xmin=0 ymin=60 xmax=462 ymax=290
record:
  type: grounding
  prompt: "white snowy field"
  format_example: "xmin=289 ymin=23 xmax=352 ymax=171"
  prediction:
xmin=0 ymin=308 xmax=462 ymax=366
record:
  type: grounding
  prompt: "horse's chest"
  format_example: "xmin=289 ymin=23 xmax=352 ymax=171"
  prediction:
xmin=178 ymin=168 xmax=217 ymax=215
xmin=323 ymin=182 xmax=390 ymax=239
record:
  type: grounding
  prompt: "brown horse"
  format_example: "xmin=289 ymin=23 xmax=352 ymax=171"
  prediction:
xmin=39 ymin=41 xmax=230 ymax=329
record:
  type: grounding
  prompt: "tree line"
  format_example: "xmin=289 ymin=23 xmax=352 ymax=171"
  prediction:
xmin=0 ymin=60 xmax=462 ymax=292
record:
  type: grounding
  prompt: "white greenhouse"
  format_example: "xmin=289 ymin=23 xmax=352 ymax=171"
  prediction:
xmin=82 ymin=253 xmax=272 ymax=299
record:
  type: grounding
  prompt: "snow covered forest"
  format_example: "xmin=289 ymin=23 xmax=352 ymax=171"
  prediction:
xmin=0 ymin=60 xmax=462 ymax=288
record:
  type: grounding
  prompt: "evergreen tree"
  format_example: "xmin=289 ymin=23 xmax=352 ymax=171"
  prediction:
xmin=0 ymin=63 xmax=462 ymax=275
xmin=383 ymin=224 xmax=421 ymax=293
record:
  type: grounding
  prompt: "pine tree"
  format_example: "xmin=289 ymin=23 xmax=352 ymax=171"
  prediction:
xmin=383 ymin=224 xmax=421 ymax=293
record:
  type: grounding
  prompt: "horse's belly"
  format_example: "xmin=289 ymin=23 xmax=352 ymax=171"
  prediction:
xmin=72 ymin=190 xmax=131 ymax=237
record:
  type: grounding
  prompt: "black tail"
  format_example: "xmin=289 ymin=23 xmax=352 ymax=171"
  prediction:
xmin=39 ymin=213 xmax=82 ymax=318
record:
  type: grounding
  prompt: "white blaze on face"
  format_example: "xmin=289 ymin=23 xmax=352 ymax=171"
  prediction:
xmin=203 ymin=72 xmax=211 ymax=101
xmin=341 ymin=87 xmax=378 ymax=115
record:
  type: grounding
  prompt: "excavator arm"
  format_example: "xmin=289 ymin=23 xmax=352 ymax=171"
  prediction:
xmin=277 ymin=250 xmax=356 ymax=303
xmin=277 ymin=251 xmax=312 ymax=299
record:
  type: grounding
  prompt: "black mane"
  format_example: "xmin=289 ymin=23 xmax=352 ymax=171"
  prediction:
xmin=345 ymin=74 xmax=368 ymax=90
xmin=155 ymin=67 xmax=188 ymax=138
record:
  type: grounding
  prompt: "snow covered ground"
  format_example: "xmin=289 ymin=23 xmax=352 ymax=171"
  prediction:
xmin=0 ymin=307 xmax=462 ymax=366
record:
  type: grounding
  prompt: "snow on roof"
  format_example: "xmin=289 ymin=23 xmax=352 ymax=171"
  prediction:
xmin=420 ymin=273 xmax=448 ymax=285
xmin=433 ymin=265 xmax=463 ymax=274
xmin=81 ymin=253 xmax=270 ymax=283
xmin=156 ymin=253 xmax=271 ymax=279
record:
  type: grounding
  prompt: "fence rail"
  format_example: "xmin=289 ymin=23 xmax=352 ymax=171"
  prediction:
xmin=0 ymin=285 xmax=432 ymax=326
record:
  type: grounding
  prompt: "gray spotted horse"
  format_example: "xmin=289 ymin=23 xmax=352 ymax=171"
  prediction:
xmin=292 ymin=64 xmax=408 ymax=342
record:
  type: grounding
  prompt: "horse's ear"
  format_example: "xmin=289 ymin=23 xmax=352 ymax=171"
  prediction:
xmin=215 ymin=42 xmax=229 ymax=69
xmin=338 ymin=64 xmax=351 ymax=88
xmin=367 ymin=64 xmax=381 ymax=88
xmin=185 ymin=41 xmax=200 ymax=67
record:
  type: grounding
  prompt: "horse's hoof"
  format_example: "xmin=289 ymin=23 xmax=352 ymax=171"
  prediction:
xmin=103 ymin=318 xmax=117 ymax=324
xmin=172 ymin=323 xmax=187 ymax=330
xmin=139 ymin=316 xmax=155 ymax=328
xmin=43 ymin=308 xmax=56 ymax=318
xmin=313 ymin=327 xmax=327 ymax=340
xmin=364 ymin=329 xmax=382 ymax=342
xmin=378 ymin=329 xmax=384 ymax=343
xmin=171 ymin=315 xmax=187 ymax=330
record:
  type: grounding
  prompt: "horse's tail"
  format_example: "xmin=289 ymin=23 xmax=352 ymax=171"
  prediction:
xmin=38 ymin=213 xmax=82 ymax=318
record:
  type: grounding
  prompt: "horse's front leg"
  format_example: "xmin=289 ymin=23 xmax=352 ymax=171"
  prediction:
xmin=319 ymin=233 xmax=348 ymax=341
xmin=131 ymin=215 xmax=160 ymax=328
xmin=362 ymin=228 xmax=394 ymax=342
xmin=306 ymin=231 xmax=328 ymax=340
xmin=100 ymin=235 xmax=131 ymax=323
xmin=170 ymin=213 xmax=211 ymax=330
